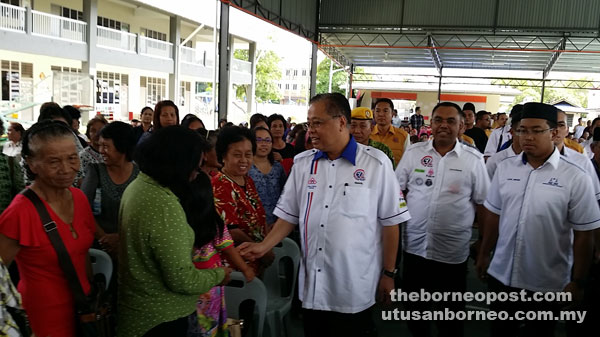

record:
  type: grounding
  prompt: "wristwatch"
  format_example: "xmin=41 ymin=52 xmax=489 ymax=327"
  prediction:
xmin=382 ymin=268 xmax=398 ymax=278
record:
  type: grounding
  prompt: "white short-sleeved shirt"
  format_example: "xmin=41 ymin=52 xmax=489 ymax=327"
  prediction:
xmin=486 ymin=146 xmax=517 ymax=179
xmin=274 ymin=136 xmax=410 ymax=314
xmin=484 ymin=126 xmax=512 ymax=157
xmin=395 ymin=140 xmax=490 ymax=264
xmin=484 ymin=148 xmax=600 ymax=292
xmin=562 ymin=145 xmax=600 ymax=201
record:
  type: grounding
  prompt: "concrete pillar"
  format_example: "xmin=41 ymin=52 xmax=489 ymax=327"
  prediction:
xmin=218 ymin=1 xmax=230 ymax=121
xmin=309 ymin=43 xmax=318 ymax=99
xmin=168 ymin=16 xmax=181 ymax=106
xmin=82 ymin=0 xmax=98 ymax=110
xmin=247 ymin=41 xmax=256 ymax=115
xmin=25 ymin=6 xmax=32 ymax=35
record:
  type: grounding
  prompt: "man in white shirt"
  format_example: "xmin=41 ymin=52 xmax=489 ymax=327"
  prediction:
xmin=486 ymin=107 xmax=523 ymax=179
xmin=240 ymin=93 xmax=410 ymax=337
xmin=484 ymin=107 xmax=518 ymax=160
xmin=583 ymin=117 xmax=600 ymax=158
xmin=574 ymin=117 xmax=586 ymax=140
xmin=396 ymin=102 xmax=490 ymax=337
xmin=477 ymin=102 xmax=600 ymax=337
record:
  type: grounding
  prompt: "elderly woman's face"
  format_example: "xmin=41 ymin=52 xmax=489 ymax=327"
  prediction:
xmin=99 ymin=136 xmax=125 ymax=165
xmin=89 ymin=121 xmax=106 ymax=148
xmin=28 ymin=136 xmax=79 ymax=188
xmin=222 ymin=139 xmax=253 ymax=177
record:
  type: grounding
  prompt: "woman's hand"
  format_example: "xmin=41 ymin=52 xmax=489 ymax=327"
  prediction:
xmin=99 ymin=233 xmax=119 ymax=254
xmin=273 ymin=152 xmax=283 ymax=162
xmin=218 ymin=266 xmax=233 ymax=285
xmin=242 ymin=266 xmax=255 ymax=282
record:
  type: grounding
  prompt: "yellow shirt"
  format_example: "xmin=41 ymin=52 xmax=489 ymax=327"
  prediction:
xmin=564 ymin=138 xmax=584 ymax=154
xmin=370 ymin=124 xmax=410 ymax=166
xmin=485 ymin=129 xmax=492 ymax=138
xmin=461 ymin=134 xmax=475 ymax=145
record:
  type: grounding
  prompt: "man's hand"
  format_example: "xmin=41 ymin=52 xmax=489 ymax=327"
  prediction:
xmin=219 ymin=267 xmax=233 ymax=286
xmin=238 ymin=242 xmax=269 ymax=261
xmin=475 ymin=253 xmax=490 ymax=282
xmin=377 ymin=275 xmax=395 ymax=306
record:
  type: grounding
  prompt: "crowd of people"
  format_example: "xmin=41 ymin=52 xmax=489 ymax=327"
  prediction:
xmin=0 ymin=94 xmax=598 ymax=337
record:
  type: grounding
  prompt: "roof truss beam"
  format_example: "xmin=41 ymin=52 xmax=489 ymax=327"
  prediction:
xmin=543 ymin=37 xmax=567 ymax=79
xmin=427 ymin=35 xmax=443 ymax=75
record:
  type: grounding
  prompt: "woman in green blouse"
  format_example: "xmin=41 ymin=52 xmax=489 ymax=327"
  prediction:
xmin=118 ymin=126 xmax=231 ymax=337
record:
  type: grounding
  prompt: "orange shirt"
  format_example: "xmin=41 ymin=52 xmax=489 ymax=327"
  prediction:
xmin=461 ymin=134 xmax=475 ymax=145
xmin=370 ymin=124 xmax=410 ymax=166
xmin=564 ymin=138 xmax=584 ymax=154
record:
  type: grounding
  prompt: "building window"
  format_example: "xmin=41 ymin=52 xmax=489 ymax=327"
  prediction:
xmin=1 ymin=60 xmax=33 ymax=102
xmin=51 ymin=4 xmax=83 ymax=21
xmin=292 ymin=84 xmax=297 ymax=90
xmin=180 ymin=81 xmax=190 ymax=107
xmin=140 ymin=76 xmax=166 ymax=106
xmin=293 ymin=70 xmax=298 ymax=76
xmin=1 ymin=0 xmax=20 ymax=6
xmin=141 ymin=28 xmax=167 ymax=41
xmin=278 ymin=83 xmax=282 ymax=89
xmin=96 ymin=71 xmax=127 ymax=105
xmin=302 ymin=69 xmax=307 ymax=76
xmin=50 ymin=66 xmax=83 ymax=106
xmin=286 ymin=69 xmax=291 ymax=76
xmin=180 ymin=38 xmax=192 ymax=48
xmin=285 ymin=84 xmax=289 ymax=90
xmin=97 ymin=16 xmax=130 ymax=32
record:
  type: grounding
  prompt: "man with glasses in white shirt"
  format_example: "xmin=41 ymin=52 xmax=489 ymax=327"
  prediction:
xmin=477 ymin=102 xmax=600 ymax=337
xmin=240 ymin=93 xmax=410 ymax=337
xmin=395 ymin=102 xmax=490 ymax=337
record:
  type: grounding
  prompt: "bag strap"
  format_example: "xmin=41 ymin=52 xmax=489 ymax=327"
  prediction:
xmin=21 ymin=189 xmax=90 ymax=312
xmin=7 ymin=156 xmax=16 ymax=197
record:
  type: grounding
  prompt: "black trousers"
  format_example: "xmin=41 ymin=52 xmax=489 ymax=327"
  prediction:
xmin=402 ymin=252 xmax=468 ymax=337
xmin=142 ymin=315 xmax=188 ymax=337
xmin=302 ymin=306 xmax=377 ymax=337
xmin=488 ymin=276 xmax=561 ymax=337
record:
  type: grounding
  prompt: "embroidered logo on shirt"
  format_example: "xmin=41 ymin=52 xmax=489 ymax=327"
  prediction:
xmin=353 ymin=169 xmax=366 ymax=181
xmin=415 ymin=178 xmax=424 ymax=185
xmin=427 ymin=168 xmax=434 ymax=177
xmin=421 ymin=156 xmax=433 ymax=167
xmin=425 ymin=179 xmax=433 ymax=186
xmin=542 ymin=178 xmax=563 ymax=188
xmin=307 ymin=177 xmax=317 ymax=190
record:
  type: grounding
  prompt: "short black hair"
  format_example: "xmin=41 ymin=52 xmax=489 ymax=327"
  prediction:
xmin=250 ymin=113 xmax=268 ymax=129
xmin=374 ymin=98 xmax=394 ymax=111
xmin=140 ymin=106 xmax=153 ymax=115
xmin=131 ymin=119 xmax=140 ymax=123
xmin=38 ymin=103 xmax=72 ymax=126
xmin=476 ymin=110 xmax=491 ymax=121
xmin=497 ymin=112 xmax=507 ymax=117
xmin=309 ymin=93 xmax=351 ymax=124
xmin=9 ymin=122 xmax=24 ymax=136
xmin=99 ymin=121 xmax=136 ymax=161
xmin=462 ymin=102 xmax=475 ymax=112
xmin=181 ymin=114 xmax=205 ymax=129
xmin=432 ymin=102 xmax=462 ymax=118
xmin=416 ymin=106 xmax=421 ymax=111
xmin=592 ymin=117 xmax=600 ymax=128
xmin=215 ymin=125 xmax=256 ymax=163
xmin=22 ymin=120 xmax=76 ymax=180
xmin=267 ymin=114 xmax=287 ymax=129
xmin=63 ymin=105 xmax=81 ymax=121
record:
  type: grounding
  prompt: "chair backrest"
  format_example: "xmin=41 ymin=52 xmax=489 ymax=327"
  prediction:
xmin=89 ymin=248 xmax=112 ymax=290
xmin=225 ymin=271 xmax=267 ymax=336
xmin=261 ymin=238 xmax=301 ymax=299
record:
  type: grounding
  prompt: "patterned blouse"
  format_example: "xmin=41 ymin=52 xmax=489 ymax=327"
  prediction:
xmin=248 ymin=162 xmax=286 ymax=225
xmin=78 ymin=146 xmax=104 ymax=181
xmin=0 ymin=256 xmax=23 ymax=337
xmin=211 ymin=172 xmax=267 ymax=243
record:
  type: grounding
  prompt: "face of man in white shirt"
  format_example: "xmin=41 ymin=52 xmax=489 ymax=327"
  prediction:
xmin=553 ymin=111 xmax=569 ymax=146
xmin=518 ymin=118 xmax=557 ymax=159
xmin=307 ymin=100 xmax=347 ymax=153
xmin=374 ymin=102 xmax=393 ymax=128
xmin=497 ymin=113 xmax=508 ymax=127
xmin=431 ymin=105 xmax=462 ymax=147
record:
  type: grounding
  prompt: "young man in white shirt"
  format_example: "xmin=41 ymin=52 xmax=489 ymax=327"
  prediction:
xmin=396 ymin=102 xmax=490 ymax=337
xmin=240 ymin=93 xmax=410 ymax=337
xmin=477 ymin=102 xmax=600 ymax=337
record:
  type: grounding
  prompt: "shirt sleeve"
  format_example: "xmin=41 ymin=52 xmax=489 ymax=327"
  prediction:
xmin=471 ymin=156 xmax=491 ymax=204
xmin=379 ymin=157 xmax=410 ymax=226
xmin=567 ymin=172 xmax=600 ymax=231
xmin=214 ymin=223 xmax=234 ymax=252
xmin=395 ymin=151 xmax=411 ymax=191
xmin=149 ymin=202 xmax=225 ymax=294
xmin=580 ymin=157 xmax=600 ymax=201
xmin=485 ymin=155 xmax=498 ymax=180
xmin=0 ymin=195 xmax=44 ymax=247
xmin=80 ymin=164 xmax=99 ymax=208
xmin=484 ymin=129 xmax=501 ymax=157
xmin=273 ymin=161 xmax=301 ymax=225
xmin=483 ymin=165 xmax=503 ymax=215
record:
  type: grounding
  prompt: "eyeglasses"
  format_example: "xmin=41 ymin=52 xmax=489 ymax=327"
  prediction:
xmin=256 ymin=137 xmax=272 ymax=143
xmin=306 ymin=115 xmax=342 ymax=130
xmin=515 ymin=128 xmax=554 ymax=136
xmin=432 ymin=117 xmax=458 ymax=126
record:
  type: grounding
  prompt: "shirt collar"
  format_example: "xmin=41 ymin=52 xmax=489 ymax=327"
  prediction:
xmin=373 ymin=124 xmax=396 ymax=136
xmin=313 ymin=135 xmax=358 ymax=165
xmin=426 ymin=138 xmax=462 ymax=157
xmin=520 ymin=146 xmax=561 ymax=169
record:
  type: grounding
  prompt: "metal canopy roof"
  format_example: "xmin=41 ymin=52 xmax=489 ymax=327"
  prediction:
xmin=228 ymin=0 xmax=600 ymax=78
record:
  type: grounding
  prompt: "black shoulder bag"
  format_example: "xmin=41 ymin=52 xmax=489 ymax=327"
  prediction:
xmin=22 ymin=189 xmax=113 ymax=337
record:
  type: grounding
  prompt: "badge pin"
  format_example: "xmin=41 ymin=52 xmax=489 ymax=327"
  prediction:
xmin=425 ymin=179 xmax=433 ymax=186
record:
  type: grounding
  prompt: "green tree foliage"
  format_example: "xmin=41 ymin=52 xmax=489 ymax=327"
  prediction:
xmin=510 ymin=82 xmax=589 ymax=108
xmin=233 ymin=49 xmax=282 ymax=103
xmin=316 ymin=58 xmax=370 ymax=95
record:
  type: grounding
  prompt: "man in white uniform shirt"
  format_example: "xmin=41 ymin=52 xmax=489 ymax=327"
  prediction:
xmin=395 ymin=102 xmax=490 ymax=337
xmin=486 ymin=106 xmax=523 ymax=179
xmin=484 ymin=107 xmax=518 ymax=159
xmin=240 ymin=93 xmax=410 ymax=337
xmin=477 ymin=102 xmax=600 ymax=337
xmin=583 ymin=117 xmax=600 ymax=158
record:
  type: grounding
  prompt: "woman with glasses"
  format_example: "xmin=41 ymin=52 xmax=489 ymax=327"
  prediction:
xmin=267 ymin=114 xmax=294 ymax=175
xmin=249 ymin=127 xmax=286 ymax=231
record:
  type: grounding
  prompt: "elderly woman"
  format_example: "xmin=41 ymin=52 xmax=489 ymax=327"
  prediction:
xmin=137 ymin=100 xmax=180 ymax=145
xmin=0 ymin=120 xmax=96 ymax=337
xmin=3 ymin=122 xmax=24 ymax=160
xmin=81 ymin=121 xmax=139 ymax=254
xmin=119 ymin=126 xmax=229 ymax=337
xmin=212 ymin=126 xmax=274 ymax=275
xmin=248 ymin=127 xmax=286 ymax=230
xmin=79 ymin=116 xmax=108 ymax=178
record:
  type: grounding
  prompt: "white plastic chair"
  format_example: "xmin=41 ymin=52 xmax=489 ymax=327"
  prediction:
xmin=261 ymin=238 xmax=301 ymax=337
xmin=89 ymin=248 xmax=112 ymax=290
xmin=225 ymin=271 xmax=267 ymax=337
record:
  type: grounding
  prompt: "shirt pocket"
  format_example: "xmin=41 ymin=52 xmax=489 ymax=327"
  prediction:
xmin=341 ymin=186 xmax=372 ymax=219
